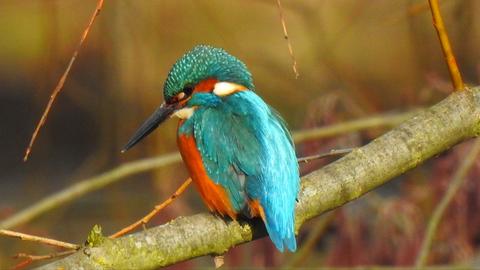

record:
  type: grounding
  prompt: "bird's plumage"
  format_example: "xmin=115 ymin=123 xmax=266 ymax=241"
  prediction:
xmin=124 ymin=45 xmax=300 ymax=252
xmin=164 ymin=45 xmax=254 ymax=102
xmin=177 ymin=132 xmax=237 ymax=219
xmin=178 ymin=90 xmax=299 ymax=251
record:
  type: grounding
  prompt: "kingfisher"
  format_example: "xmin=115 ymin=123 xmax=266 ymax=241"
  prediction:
xmin=122 ymin=45 xmax=299 ymax=252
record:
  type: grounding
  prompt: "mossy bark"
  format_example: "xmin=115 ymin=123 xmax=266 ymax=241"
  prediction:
xmin=37 ymin=87 xmax=480 ymax=270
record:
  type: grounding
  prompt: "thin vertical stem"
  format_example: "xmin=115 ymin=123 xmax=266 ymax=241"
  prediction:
xmin=275 ymin=0 xmax=299 ymax=78
xmin=428 ymin=0 xmax=464 ymax=90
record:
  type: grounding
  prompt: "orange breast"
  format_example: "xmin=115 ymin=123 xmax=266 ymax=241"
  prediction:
xmin=177 ymin=129 xmax=237 ymax=219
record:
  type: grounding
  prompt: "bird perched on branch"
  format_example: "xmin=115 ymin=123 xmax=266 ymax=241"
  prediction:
xmin=122 ymin=45 xmax=299 ymax=252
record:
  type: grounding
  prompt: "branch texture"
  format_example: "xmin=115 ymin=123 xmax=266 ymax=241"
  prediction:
xmin=37 ymin=87 xmax=480 ymax=270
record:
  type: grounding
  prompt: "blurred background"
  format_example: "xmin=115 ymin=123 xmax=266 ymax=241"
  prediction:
xmin=1 ymin=0 xmax=480 ymax=269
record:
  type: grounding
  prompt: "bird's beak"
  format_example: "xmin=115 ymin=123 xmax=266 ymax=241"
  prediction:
xmin=121 ymin=102 xmax=176 ymax=152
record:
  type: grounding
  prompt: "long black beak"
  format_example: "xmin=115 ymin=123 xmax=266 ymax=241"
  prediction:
xmin=121 ymin=103 xmax=176 ymax=152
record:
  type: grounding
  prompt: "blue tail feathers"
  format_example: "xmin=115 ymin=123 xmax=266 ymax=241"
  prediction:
xmin=264 ymin=216 xmax=297 ymax=252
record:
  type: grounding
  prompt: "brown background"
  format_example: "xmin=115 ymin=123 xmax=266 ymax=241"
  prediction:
xmin=1 ymin=0 xmax=479 ymax=268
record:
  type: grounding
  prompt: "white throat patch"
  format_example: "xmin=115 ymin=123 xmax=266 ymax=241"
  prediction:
xmin=173 ymin=107 xmax=195 ymax=119
xmin=213 ymin=82 xmax=246 ymax=96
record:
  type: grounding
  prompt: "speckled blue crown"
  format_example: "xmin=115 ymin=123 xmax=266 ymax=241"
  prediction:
xmin=163 ymin=45 xmax=254 ymax=100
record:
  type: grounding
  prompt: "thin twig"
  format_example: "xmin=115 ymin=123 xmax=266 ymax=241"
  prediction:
xmin=23 ymin=0 xmax=105 ymax=161
xmin=11 ymin=258 xmax=32 ymax=270
xmin=427 ymin=0 xmax=464 ymax=91
xmin=0 ymin=153 xmax=181 ymax=229
xmin=110 ymin=147 xmax=353 ymax=238
xmin=292 ymin=110 xmax=419 ymax=143
xmin=275 ymin=0 xmax=299 ymax=78
xmin=415 ymin=139 xmax=480 ymax=267
xmin=110 ymin=178 xmax=192 ymax=238
xmin=14 ymin=250 xmax=76 ymax=261
xmin=0 ymin=229 xmax=79 ymax=250
xmin=297 ymin=148 xmax=354 ymax=163
xmin=2 ymin=110 xmax=414 ymax=230
xmin=12 ymin=250 xmax=76 ymax=270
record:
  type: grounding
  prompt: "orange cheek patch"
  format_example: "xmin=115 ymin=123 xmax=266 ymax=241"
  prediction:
xmin=194 ymin=78 xmax=218 ymax=93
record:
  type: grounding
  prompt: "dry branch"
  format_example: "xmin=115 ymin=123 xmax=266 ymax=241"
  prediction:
xmin=110 ymin=178 xmax=192 ymax=238
xmin=36 ymin=86 xmax=480 ymax=269
xmin=275 ymin=0 xmax=299 ymax=78
xmin=0 ymin=153 xmax=181 ymax=229
xmin=0 ymin=229 xmax=79 ymax=250
xmin=1 ymin=110 xmax=413 ymax=230
xmin=427 ymin=0 xmax=464 ymax=90
xmin=23 ymin=0 xmax=104 ymax=161
xmin=13 ymin=250 xmax=76 ymax=270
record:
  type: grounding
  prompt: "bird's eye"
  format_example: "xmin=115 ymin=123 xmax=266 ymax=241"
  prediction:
xmin=170 ymin=85 xmax=194 ymax=104
xmin=183 ymin=85 xmax=194 ymax=96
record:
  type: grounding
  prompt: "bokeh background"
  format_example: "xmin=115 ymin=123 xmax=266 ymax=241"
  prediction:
xmin=1 ymin=0 xmax=480 ymax=269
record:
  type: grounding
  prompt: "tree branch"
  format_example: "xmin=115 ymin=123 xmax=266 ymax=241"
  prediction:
xmin=292 ymin=109 xmax=419 ymax=143
xmin=1 ymin=110 xmax=413 ymax=230
xmin=0 ymin=153 xmax=182 ymax=230
xmin=0 ymin=229 xmax=79 ymax=250
xmin=36 ymin=86 xmax=480 ymax=269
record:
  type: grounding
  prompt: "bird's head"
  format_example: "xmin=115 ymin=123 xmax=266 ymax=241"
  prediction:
xmin=122 ymin=45 xmax=254 ymax=152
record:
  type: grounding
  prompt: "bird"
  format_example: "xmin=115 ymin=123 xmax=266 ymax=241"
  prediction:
xmin=122 ymin=45 xmax=300 ymax=252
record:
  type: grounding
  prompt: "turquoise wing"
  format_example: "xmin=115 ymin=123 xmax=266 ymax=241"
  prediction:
xmin=193 ymin=101 xmax=262 ymax=212
xmin=183 ymin=91 xmax=299 ymax=252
